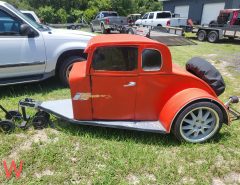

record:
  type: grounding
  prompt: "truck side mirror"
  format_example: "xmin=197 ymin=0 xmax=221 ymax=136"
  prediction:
xmin=20 ymin=24 xmax=35 ymax=37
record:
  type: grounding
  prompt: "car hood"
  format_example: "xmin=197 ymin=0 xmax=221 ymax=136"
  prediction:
xmin=50 ymin=28 xmax=95 ymax=37
xmin=41 ymin=28 xmax=95 ymax=44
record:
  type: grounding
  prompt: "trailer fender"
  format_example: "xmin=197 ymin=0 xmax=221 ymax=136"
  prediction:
xmin=159 ymin=88 xmax=229 ymax=133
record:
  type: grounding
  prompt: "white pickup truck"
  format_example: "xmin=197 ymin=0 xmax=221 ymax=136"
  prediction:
xmin=0 ymin=1 xmax=94 ymax=86
xmin=135 ymin=11 xmax=187 ymax=27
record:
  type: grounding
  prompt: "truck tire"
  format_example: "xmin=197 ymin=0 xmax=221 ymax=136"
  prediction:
xmin=101 ymin=24 xmax=107 ymax=34
xmin=127 ymin=28 xmax=135 ymax=34
xmin=172 ymin=102 xmax=223 ymax=143
xmin=197 ymin=30 xmax=207 ymax=41
xmin=58 ymin=56 xmax=85 ymax=86
xmin=90 ymin=24 xmax=94 ymax=32
xmin=207 ymin=31 xmax=219 ymax=43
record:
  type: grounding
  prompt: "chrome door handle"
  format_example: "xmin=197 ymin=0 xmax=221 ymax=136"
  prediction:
xmin=124 ymin=82 xmax=136 ymax=87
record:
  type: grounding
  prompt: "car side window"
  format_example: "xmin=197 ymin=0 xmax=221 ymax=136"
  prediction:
xmin=0 ymin=9 xmax=21 ymax=36
xmin=149 ymin=13 xmax=154 ymax=19
xmin=142 ymin=49 xmax=162 ymax=71
xmin=142 ymin=13 xmax=149 ymax=19
xmin=92 ymin=46 xmax=138 ymax=71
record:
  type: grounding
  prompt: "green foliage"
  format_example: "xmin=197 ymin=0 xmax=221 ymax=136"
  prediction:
xmin=4 ymin=0 xmax=163 ymax=23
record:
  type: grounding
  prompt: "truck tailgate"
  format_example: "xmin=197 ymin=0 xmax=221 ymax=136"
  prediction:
xmin=109 ymin=16 xmax=128 ymax=25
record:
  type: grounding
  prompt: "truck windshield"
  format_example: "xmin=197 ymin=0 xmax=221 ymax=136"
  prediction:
xmin=102 ymin=12 xmax=118 ymax=17
xmin=5 ymin=3 xmax=49 ymax=31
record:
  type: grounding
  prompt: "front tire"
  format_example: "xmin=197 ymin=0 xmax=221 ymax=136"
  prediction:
xmin=173 ymin=102 xmax=223 ymax=143
xmin=58 ymin=56 xmax=85 ymax=86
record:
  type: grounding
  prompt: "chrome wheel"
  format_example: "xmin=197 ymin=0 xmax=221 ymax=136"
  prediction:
xmin=180 ymin=107 xmax=220 ymax=143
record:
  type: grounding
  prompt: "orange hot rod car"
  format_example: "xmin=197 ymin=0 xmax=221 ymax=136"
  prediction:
xmin=3 ymin=34 xmax=239 ymax=143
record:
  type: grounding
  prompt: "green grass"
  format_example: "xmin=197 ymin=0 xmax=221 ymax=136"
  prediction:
xmin=0 ymin=36 xmax=239 ymax=185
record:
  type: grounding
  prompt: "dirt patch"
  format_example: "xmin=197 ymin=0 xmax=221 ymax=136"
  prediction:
xmin=212 ymin=172 xmax=240 ymax=185
xmin=7 ymin=129 xmax=59 ymax=160
xmin=35 ymin=169 xmax=54 ymax=179
xmin=127 ymin=174 xmax=140 ymax=185
xmin=180 ymin=177 xmax=196 ymax=185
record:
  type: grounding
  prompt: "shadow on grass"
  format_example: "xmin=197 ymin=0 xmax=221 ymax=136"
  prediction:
xmin=0 ymin=78 xmax=64 ymax=98
xmin=55 ymin=120 xmax=179 ymax=146
xmin=52 ymin=119 xmax=232 ymax=146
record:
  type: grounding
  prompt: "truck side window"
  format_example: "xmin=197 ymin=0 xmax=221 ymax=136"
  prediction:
xmin=149 ymin=13 xmax=154 ymax=19
xmin=0 ymin=9 xmax=21 ymax=35
xmin=142 ymin=49 xmax=162 ymax=71
xmin=157 ymin=12 xmax=171 ymax=19
xmin=92 ymin=47 xmax=138 ymax=71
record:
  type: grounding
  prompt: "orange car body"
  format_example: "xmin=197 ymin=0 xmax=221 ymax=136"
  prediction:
xmin=69 ymin=34 xmax=229 ymax=133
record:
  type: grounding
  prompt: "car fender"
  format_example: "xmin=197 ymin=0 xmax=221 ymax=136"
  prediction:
xmin=44 ymin=41 xmax=87 ymax=73
xmin=159 ymin=88 xmax=229 ymax=133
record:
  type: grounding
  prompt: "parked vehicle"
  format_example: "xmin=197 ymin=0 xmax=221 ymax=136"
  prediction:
xmin=21 ymin=10 xmax=41 ymax=23
xmin=195 ymin=9 xmax=240 ymax=43
xmin=127 ymin=14 xmax=141 ymax=25
xmin=135 ymin=11 xmax=187 ymax=27
xmin=12 ymin=34 xmax=239 ymax=143
xmin=0 ymin=1 xmax=94 ymax=86
xmin=90 ymin=11 xmax=128 ymax=34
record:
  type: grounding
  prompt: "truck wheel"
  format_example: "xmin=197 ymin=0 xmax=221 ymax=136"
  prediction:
xmin=58 ymin=56 xmax=85 ymax=86
xmin=90 ymin=24 xmax=94 ymax=32
xmin=101 ymin=24 xmax=107 ymax=34
xmin=197 ymin=30 xmax=207 ymax=41
xmin=127 ymin=28 xmax=135 ymax=34
xmin=207 ymin=31 xmax=219 ymax=43
xmin=172 ymin=102 xmax=223 ymax=143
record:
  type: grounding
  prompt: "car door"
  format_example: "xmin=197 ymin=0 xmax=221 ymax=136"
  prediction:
xmin=90 ymin=46 xmax=139 ymax=120
xmin=0 ymin=8 xmax=46 ymax=79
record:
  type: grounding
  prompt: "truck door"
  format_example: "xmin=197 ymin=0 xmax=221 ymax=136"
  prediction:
xmin=90 ymin=46 xmax=138 ymax=120
xmin=0 ymin=8 xmax=46 ymax=79
xmin=92 ymin=14 xmax=100 ymax=31
xmin=141 ymin=13 xmax=149 ymax=26
xmin=146 ymin=12 xmax=154 ymax=26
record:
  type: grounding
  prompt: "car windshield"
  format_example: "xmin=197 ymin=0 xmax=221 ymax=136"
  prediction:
xmin=5 ymin=3 xmax=49 ymax=31
xmin=102 ymin=12 xmax=118 ymax=17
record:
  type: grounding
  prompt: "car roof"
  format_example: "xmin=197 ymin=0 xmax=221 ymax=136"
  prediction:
xmin=85 ymin=34 xmax=161 ymax=52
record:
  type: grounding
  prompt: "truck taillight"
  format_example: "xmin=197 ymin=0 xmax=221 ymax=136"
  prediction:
xmin=167 ymin=20 xmax=170 ymax=26
xmin=105 ymin=18 xmax=110 ymax=25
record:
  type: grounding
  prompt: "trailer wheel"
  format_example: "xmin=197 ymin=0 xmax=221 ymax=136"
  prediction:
xmin=0 ymin=120 xmax=15 ymax=133
xmin=5 ymin=110 xmax=22 ymax=121
xmin=197 ymin=30 xmax=207 ymax=41
xmin=32 ymin=111 xmax=50 ymax=130
xmin=207 ymin=31 xmax=219 ymax=43
xmin=173 ymin=102 xmax=223 ymax=143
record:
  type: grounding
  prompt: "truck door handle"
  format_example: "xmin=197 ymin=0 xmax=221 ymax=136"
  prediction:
xmin=124 ymin=82 xmax=136 ymax=87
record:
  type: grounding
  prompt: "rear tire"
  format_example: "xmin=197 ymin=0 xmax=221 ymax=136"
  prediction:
xmin=58 ymin=56 xmax=85 ymax=86
xmin=101 ymin=24 xmax=107 ymax=34
xmin=90 ymin=24 xmax=94 ymax=32
xmin=207 ymin=31 xmax=219 ymax=43
xmin=197 ymin=30 xmax=207 ymax=41
xmin=127 ymin=28 xmax=135 ymax=34
xmin=0 ymin=120 xmax=15 ymax=133
xmin=173 ymin=102 xmax=223 ymax=143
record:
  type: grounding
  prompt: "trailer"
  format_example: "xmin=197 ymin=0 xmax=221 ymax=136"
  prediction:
xmin=195 ymin=26 xmax=240 ymax=43
xmin=194 ymin=9 xmax=240 ymax=43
